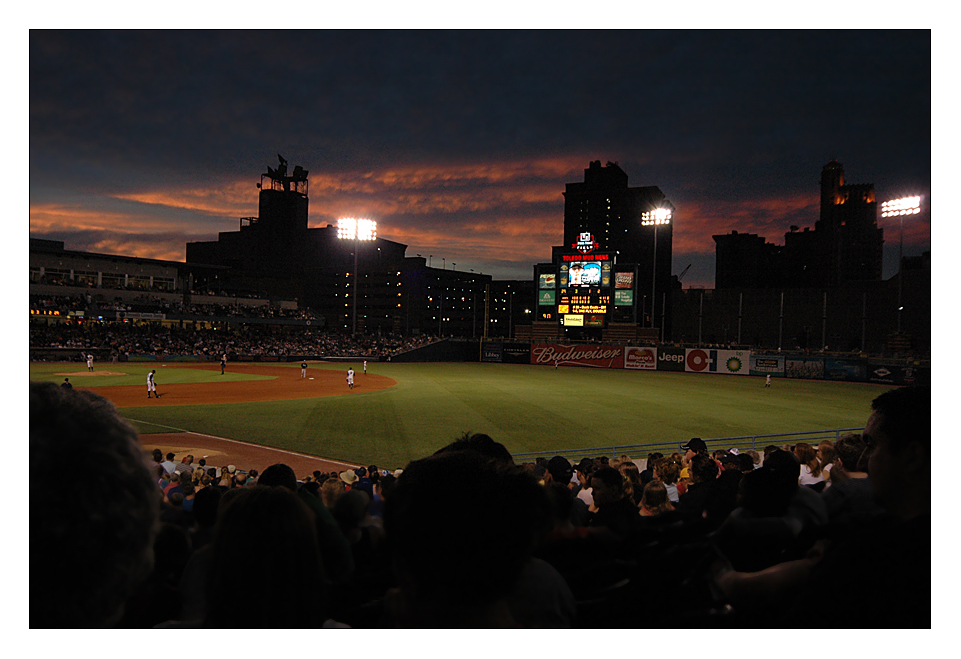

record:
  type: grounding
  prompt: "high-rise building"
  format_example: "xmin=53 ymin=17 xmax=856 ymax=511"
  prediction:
xmin=528 ymin=161 xmax=675 ymax=341
xmin=713 ymin=160 xmax=883 ymax=289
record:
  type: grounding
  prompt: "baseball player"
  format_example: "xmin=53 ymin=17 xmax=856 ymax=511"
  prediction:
xmin=346 ymin=367 xmax=355 ymax=389
xmin=765 ymin=374 xmax=772 ymax=388
xmin=363 ymin=360 xmax=367 ymax=375
xmin=61 ymin=378 xmax=73 ymax=389
xmin=147 ymin=370 xmax=158 ymax=398
xmin=221 ymin=354 xmax=227 ymax=375
xmin=86 ymin=354 xmax=94 ymax=371
xmin=301 ymin=360 xmax=308 ymax=378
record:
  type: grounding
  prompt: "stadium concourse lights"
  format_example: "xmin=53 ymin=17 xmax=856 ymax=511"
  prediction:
xmin=641 ymin=207 xmax=673 ymax=332
xmin=880 ymin=196 xmax=922 ymax=334
xmin=337 ymin=218 xmax=377 ymax=335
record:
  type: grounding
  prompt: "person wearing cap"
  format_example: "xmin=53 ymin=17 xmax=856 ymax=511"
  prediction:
xmin=679 ymin=437 xmax=708 ymax=483
xmin=61 ymin=377 xmax=72 ymax=389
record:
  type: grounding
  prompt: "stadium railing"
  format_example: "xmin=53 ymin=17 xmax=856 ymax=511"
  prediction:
xmin=511 ymin=428 xmax=862 ymax=463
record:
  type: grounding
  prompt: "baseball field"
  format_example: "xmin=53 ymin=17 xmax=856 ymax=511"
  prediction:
xmin=29 ymin=360 xmax=886 ymax=472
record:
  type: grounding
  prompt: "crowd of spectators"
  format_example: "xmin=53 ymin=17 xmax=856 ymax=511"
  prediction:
xmin=31 ymin=293 xmax=310 ymax=320
xmin=30 ymin=381 xmax=930 ymax=628
xmin=29 ymin=320 xmax=438 ymax=359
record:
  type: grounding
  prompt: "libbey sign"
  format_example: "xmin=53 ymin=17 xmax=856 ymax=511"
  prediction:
xmin=573 ymin=232 xmax=599 ymax=254
xmin=532 ymin=344 xmax=623 ymax=368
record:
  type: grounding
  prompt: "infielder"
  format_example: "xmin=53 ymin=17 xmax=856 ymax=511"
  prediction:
xmin=346 ymin=367 xmax=355 ymax=389
xmin=363 ymin=360 xmax=367 ymax=375
xmin=147 ymin=370 xmax=158 ymax=398
xmin=86 ymin=354 xmax=94 ymax=371
xmin=301 ymin=361 xmax=308 ymax=378
xmin=221 ymin=354 xmax=227 ymax=375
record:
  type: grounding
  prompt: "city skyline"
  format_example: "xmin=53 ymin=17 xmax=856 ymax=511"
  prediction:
xmin=29 ymin=29 xmax=932 ymax=287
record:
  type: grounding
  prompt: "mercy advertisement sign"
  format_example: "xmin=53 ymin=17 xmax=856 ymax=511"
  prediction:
xmin=624 ymin=347 xmax=656 ymax=370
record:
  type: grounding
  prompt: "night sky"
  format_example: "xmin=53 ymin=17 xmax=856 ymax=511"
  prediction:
xmin=28 ymin=29 xmax=932 ymax=288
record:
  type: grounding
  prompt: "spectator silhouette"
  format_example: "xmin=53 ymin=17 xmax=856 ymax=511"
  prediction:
xmin=258 ymin=463 xmax=354 ymax=583
xmin=203 ymin=486 xmax=329 ymax=627
xmin=382 ymin=449 xmax=545 ymax=626
xmin=30 ymin=382 xmax=158 ymax=627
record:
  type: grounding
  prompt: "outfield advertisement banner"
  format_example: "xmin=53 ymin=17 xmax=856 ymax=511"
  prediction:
xmin=531 ymin=344 xmax=624 ymax=368
xmin=481 ymin=343 xmax=503 ymax=363
xmin=825 ymin=358 xmax=867 ymax=382
xmin=750 ymin=355 xmax=785 ymax=376
xmin=684 ymin=349 xmax=750 ymax=375
xmin=786 ymin=358 xmax=825 ymax=379
xmin=656 ymin=347 xmax=687 ymax=371
xmin=624 ymin=346 xmax=657 ymax=370
xmin=867 ymin=363 xmax=928 ymax=386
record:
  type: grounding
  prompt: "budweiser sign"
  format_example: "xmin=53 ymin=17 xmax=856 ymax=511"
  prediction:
xmin=532 ymin=344 xmax=623 ymax=368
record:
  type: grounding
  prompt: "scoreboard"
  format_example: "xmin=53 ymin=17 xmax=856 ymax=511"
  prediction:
xmin=557 ymin=289 xmax=611 ymax=315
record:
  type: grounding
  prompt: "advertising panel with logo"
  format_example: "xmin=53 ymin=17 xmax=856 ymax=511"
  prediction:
xmin=530 ymin=344 xmax=624 ymax=368
xmin=867 ymin=363 xmax=929 ymax=386
xmin=481 ymin=342 xmax=503 ymax=363
xmin=614 ymin=272 xmax=634 ymax=289
xmin=539 ymin=273 xmax=556 ymax=289
xmin=825 ymin=358 xmax=867 ymax=382
xmin=624 ymin=346 xmax=657 ymax=370
xmin=656 ymin=347 xmax=687 ymax=371
xmin=684 ymin=349 xmax=750 ymax=375
xmin=538 ymin=290 xmax=556 ymax=306
xmin=785 ymin=358 xmax=825 ymax=380
xmin=560 ymin=314 xmax=584 ymax=326
xmin=503 ymin=343 xmax=532 ymax=364
xmin=614 ymin=290 xmax=633 ymax=306
xmin=749 ymin=355 xmax=785 ymax=376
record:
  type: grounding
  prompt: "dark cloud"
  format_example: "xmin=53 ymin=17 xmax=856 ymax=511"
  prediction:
xmin=29 ymin=30 xmax=931 ymax=287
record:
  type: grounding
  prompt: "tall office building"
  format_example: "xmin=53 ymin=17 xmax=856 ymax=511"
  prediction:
xmin=714 ymin=160 xmax=883 ymax=289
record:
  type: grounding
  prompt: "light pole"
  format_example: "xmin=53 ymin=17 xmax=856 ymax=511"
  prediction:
xmin=337 ymin=218 xmax=377 ymax=335
xmin=881 ymin=196 xmax=921 ymax=334
xmin=641 ymin=207 xmax=673 ymax=330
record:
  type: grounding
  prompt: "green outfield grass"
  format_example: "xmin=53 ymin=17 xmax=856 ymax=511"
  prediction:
xmin=28 ymin=362 xmax=275 ymax=387
xmin=87 ymin=361 xmax=886 ymax=469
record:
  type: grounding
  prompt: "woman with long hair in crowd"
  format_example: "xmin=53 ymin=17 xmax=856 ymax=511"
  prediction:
xmin=619 ymin=461 xmax=644 ymax=506
xmin=816 ymin=440 xmax=837 ymax=487
xmin=639 ymin=481 xmax=675 ymax=517
xmin=794 ymin=442 xmax=824 ymax=486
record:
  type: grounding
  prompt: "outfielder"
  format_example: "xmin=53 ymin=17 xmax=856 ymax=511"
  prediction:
xmin=221 ymin=354 xmax=227 ymax=375
xmin=363 ymin=360 xmax=367 ymax=375
xmin=147 ymin=370 xmax=158 ymax=398
xmin=346 ymin=367 xmax=355 ymax=389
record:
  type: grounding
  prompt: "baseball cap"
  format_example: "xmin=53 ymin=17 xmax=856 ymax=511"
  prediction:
xmin=682 ymin=438 xmax=708 ymax=453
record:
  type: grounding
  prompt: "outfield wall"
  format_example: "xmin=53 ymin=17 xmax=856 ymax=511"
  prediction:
xmin=520 ymin=343 xmax=928 ymax=386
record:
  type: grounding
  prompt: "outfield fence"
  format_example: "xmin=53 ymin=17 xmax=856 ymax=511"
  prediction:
xmin=512 ymin=427 xmax=863 ymax=463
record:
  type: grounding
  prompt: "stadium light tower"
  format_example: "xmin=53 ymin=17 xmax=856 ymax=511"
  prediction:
xmin=337 ymin=218 xmax=377 ymax=335
xmin=641 ymin=207 xmax=673 ymax=330
xmin=880 ymin=196 xmax=921 ymax=333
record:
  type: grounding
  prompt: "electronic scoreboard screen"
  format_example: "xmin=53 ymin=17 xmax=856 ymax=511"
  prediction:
xmin=557 ymin=288 xmax=611 ymax=315
xmin=567 ymin=261 xmax=602 ymax=287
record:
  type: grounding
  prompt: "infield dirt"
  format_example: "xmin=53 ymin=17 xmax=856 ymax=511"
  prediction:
xmin=82 ymin=363 xmax=397 ymax=408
